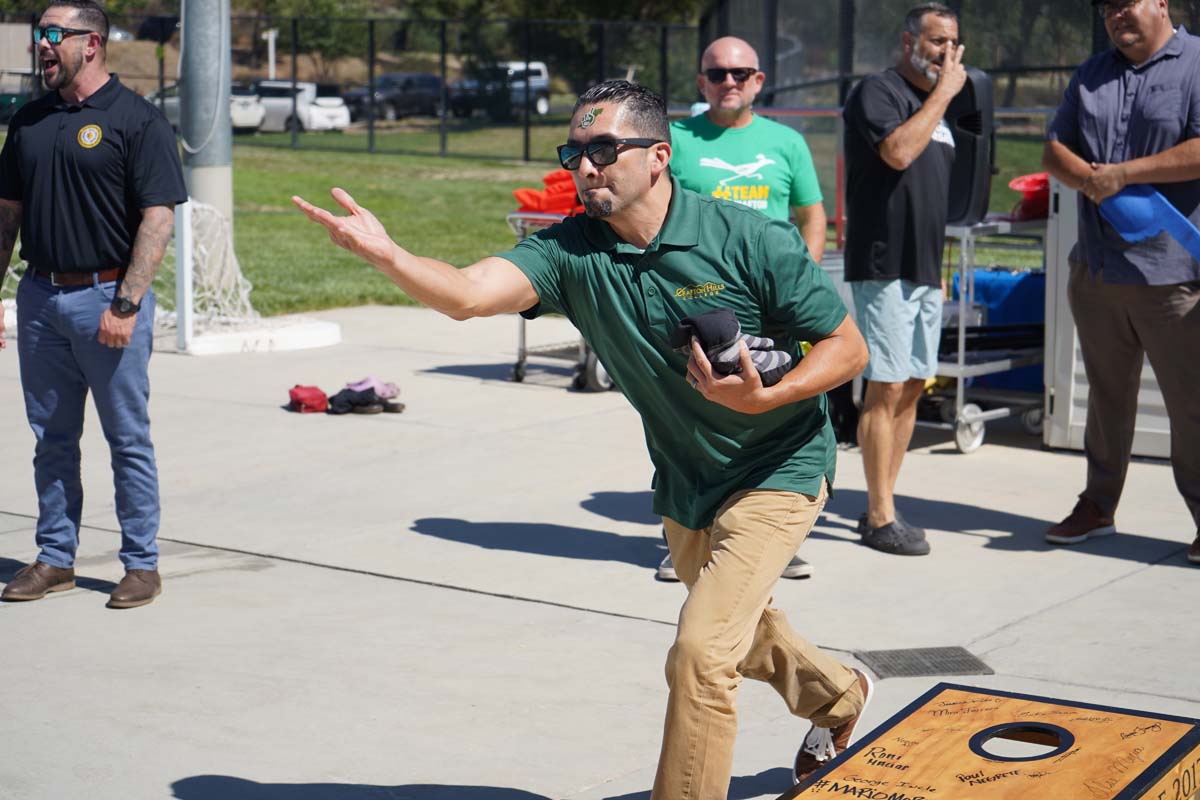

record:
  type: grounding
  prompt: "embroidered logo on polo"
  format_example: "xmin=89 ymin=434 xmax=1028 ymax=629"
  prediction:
xmin=77 ymin=124 xmax=102 ymax=149
xmin=697 ymin=154 xmax=775 ymax=210
xmin=674 ymin=281 xmax=727 ymax=300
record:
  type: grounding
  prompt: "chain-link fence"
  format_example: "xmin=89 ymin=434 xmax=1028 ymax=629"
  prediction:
xmin=2 ymin=12 xmax=701 ymax=163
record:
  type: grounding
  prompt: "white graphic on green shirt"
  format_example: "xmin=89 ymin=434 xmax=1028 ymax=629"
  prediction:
xmin=698 ymin=154 xmax=777 ymax=186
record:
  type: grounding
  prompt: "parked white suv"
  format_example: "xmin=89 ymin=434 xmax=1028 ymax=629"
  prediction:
xmin=144 ymin=83 xmax=266 ymax=134
xmin=252 ymin=80 xmax=351 ymax=132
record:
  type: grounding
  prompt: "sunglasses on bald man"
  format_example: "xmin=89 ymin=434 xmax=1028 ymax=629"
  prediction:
xmin=703 ymin=67 xmax=758 ymax=83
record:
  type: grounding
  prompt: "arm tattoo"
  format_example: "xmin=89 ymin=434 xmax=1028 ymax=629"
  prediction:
xmin=119 ymin=205 xmax=175 ymax=303
xmin=0 ymin=199 xmax=23 ymax=292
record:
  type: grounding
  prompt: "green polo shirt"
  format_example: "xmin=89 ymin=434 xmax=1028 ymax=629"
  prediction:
xmin=497 ymin=178 xmax=847 ymax=530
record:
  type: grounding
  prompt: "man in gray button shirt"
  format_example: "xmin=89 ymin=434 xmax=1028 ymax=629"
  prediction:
xmin=1042 ymin=0 xmax=1200 ymax=564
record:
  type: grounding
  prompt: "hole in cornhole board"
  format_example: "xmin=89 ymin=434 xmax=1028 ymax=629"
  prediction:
xmin=969 ymin=722 xmax=1076 ymax=761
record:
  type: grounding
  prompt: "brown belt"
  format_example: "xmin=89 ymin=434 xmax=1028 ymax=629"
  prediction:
xmin=33 ymin=267 xmax=124 ymax=287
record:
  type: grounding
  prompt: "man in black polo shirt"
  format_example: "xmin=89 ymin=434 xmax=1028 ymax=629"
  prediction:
xmin=842 ymin=2 xmax=965 ymax=557
xmin=0 ymin=0 xmax=186 ymax=608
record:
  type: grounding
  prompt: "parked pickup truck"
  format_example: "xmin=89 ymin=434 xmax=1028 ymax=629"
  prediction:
xmin=449 ymin=60 xmax=551 ymax=121
xmin=343 ymin=72 xmax=443 ymax=122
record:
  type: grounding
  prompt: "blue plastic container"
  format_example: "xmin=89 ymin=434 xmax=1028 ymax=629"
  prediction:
xmin=950 ymin=268 xmax=1045 ymax=393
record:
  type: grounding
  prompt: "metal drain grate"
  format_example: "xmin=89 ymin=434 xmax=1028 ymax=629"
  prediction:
xmin=854 ymin=646 xmax=994 ymax=679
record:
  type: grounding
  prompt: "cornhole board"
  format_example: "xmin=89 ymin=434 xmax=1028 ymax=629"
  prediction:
xmin=781 ymin=683 xmax=1200 ymax=800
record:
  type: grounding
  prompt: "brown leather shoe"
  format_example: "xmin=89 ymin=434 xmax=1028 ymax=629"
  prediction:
xmin=794 ymin=668 xmax=875 ymax=784
xmin=107 ymin=569 xmax=162 ymax=609
xmin=1 ymin=561 xmax=76 ymax=601
xmin=1188 ymin=535 xmax=1200 ymax=565
xmin=1046 ymin=497 xmax=1116 ymax=545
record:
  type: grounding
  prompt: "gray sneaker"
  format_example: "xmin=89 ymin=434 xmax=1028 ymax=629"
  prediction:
xmin=862 ymin=521 xmax=931 ymax=556
xmin=658 ymin=553 xmax=814 ymax=580
xmin=656 ymin=554 xmax=679 ymax=581
xmin=782 ymin=555 xmax=814 ymax=579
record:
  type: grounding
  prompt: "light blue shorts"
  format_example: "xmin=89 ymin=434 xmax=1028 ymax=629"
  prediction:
xmin=851 ymin=279 xmax=943 ymax=383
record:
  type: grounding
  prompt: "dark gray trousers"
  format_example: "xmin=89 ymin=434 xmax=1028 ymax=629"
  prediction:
xmin=1068 ymin=260 xmax=1200 ymax=529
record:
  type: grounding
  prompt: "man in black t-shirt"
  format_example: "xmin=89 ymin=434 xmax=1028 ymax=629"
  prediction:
xmin=0 ymin=1 xmax=186 ymax=609
xmin=842 ymin=2 xmax=965 ymax=556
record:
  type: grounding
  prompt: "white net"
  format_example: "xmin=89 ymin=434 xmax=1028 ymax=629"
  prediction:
xmin=155 ymin=199 xmax=259 ymax=333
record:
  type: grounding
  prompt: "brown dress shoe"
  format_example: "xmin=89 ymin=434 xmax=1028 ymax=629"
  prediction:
xmin=1188 ymin=535 xmax=1200 ymax=565
xmin=1046 ymin=497 xmax=1116 ymax=545
xmin=107 ymin=569 xmax=162 ymax=609
xmin=1 ymin=561 xmax=76 ymax=601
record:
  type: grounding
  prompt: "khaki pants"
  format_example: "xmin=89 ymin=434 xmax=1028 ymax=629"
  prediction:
xmin=1068 ymin=261 xmax=1200 ymax=527
xmin=651 ymin=484 xmax=864 ymax=800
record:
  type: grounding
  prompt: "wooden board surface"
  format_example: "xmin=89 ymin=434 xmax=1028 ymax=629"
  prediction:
xmin=783 ymin=683 xmax=1200 ymax=800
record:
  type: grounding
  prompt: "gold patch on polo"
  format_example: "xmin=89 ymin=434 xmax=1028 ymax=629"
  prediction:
xmin=77 ymin=124 xmax=102 ymax=149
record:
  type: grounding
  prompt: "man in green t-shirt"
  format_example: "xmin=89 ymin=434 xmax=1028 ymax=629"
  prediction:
xmin=665 ymin=35 xmax=828 ymax=583
xmin=672 ymin=36 xmax=826 ymax=259
xmin=294 ymin=80 xmax=872 ymax=798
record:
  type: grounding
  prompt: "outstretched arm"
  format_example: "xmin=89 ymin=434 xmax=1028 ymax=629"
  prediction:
xmin=293 ymin=188 xmax=538 ymax=320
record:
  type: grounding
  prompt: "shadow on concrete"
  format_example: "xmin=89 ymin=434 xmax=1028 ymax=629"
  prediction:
xmin=172 ymin=775 xmax=550 ymax=799
xmin=602 ymin=766 xmax=793 ymax=800
xmin=171 ymin=769 xmax=795 ymax=800
xmin=411 ymin=518 xmax=666 ymax=569
xmin=581 ymin=491 xmax=658 ymax=526
xmin=819 ymin=488 xmax=1193 ymax=568
xmin=0 ymin=556 xmax=116 ymax=596
xmin=421 ymin=362 xmax=573 ymax=383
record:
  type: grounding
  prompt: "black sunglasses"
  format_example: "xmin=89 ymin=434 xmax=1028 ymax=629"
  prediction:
xmin=557 ymin=138 xmax=663 ymax=171
xmin=34 ymin=25 xmax=99 ymax=44
xmin=703 ymin=67 xmax=758 ymax=83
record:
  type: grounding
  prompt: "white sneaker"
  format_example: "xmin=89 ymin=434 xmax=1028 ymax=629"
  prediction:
xmin=781 ymin=555 xmax=814 ymax=579
xmin=656 ymin=554 xmax=678 ymax=581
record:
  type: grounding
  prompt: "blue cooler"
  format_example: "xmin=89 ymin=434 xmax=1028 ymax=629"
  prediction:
xmin=950 ymin=268 xmax=1045 ymax=393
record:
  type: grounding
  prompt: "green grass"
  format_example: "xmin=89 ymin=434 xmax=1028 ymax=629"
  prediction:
xmin=241 ymin=113 xmax=574 ymax=161
xmin=232 ymin=144 xmax=547 ymax=315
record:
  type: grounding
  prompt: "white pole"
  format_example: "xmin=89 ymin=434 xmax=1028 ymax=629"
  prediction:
xmin=263 ymin=29 xmax=278 ymax=80
xmin=175 ymin=200 xmax=194 ymax=353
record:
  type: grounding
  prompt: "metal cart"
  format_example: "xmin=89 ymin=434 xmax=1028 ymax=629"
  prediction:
xmin=924 ymin=216 xmax=1047 ymax=453
xmin=504 ymin=212 xmax=613 ymax=391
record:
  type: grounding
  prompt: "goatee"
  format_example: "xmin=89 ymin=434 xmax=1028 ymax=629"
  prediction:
xmin=584 ymin=198 xmax=613 ymax=218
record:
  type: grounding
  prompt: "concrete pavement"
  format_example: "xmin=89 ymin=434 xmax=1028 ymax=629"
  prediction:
xmin=0 ymin=305 xmax=1195 ymax=800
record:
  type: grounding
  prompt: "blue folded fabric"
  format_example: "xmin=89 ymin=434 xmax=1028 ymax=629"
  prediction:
xmin=1099 ymin=184 xmax=1200 ymax=261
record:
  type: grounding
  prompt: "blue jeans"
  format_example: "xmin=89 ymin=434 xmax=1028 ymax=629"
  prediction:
xmin=16 ymin=272 xmax=160 ymax=570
